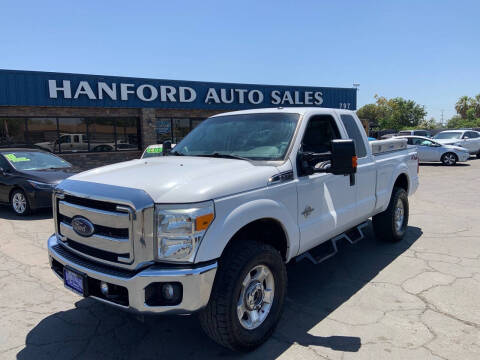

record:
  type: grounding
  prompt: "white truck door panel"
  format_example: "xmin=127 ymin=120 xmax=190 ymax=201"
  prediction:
xmin=355 ymin=155 xmax=376 ymax=220
xmin=297 ymin=172 xmax=356 ymax=254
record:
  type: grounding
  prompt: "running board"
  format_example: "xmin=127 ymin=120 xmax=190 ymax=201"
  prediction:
xmin=296 ymin=222 xmax=368 ymax=265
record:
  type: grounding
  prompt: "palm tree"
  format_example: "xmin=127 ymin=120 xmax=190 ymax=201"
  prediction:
xmin=455 ymin=96 xmax=472 ymax=119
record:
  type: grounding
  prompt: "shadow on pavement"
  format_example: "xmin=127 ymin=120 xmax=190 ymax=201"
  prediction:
xmin=420 ymin=162 xmax=470 ymax=167
xmin=17 ymin=224 xmax=422 ymax=359
xmin=0 ymin=205 xmax=52 ymax=220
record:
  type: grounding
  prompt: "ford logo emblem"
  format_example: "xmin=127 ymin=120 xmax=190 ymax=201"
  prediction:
xmin=71 ymin=216 xmax=95 ymax=237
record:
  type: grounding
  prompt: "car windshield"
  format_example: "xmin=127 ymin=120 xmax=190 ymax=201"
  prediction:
xmin=434 ymin=132 xmax=462 ymax=139
xmin=172 ymin=113 xmax=300 ymax=161
xmin=2 ymin=151 xmax=71 ymax=171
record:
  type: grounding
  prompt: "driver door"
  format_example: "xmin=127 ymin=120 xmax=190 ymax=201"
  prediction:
xmin=296 ymin=114 xmax=357 ymax=254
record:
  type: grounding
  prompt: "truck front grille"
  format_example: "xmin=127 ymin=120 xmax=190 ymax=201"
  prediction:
xmin=55 ymin=194 xmax=135 ymax=266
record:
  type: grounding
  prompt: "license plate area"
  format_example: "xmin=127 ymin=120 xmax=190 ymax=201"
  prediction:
xmin=63 ymin=266 xmax=88 ymax=296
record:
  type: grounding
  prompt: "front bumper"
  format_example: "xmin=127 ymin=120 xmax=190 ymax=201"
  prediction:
xmin=458 ymin=152 xmax=470 ymax=162
xmin=48 ymin=234 xmax=217 ymax=314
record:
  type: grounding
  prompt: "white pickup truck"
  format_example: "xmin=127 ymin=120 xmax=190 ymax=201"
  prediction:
xmin=47 ymin=107 xmax=419 ymax=351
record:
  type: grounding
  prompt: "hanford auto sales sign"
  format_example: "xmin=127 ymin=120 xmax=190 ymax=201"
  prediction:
xmin=0 ymin=69 xmax=357 ymax=110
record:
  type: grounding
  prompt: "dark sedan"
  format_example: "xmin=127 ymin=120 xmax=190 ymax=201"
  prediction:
xmin=0 ymin=149 xmax=79 ymax=215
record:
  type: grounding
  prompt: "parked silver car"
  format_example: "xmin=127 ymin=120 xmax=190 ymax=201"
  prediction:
xmin=433 ymin=130 xmax=480 ymax=158
xmin=397 ymin=135 xmax=470 ymax=166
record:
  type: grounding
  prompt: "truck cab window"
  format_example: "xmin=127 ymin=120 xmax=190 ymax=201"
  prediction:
xmin=340 ymin=114 xmax=367 ymax=157
xmin=301 ymin=115 xmax=340 ymax=153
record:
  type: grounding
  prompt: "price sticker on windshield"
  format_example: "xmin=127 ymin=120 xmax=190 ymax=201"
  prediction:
xmin=5 ymin=154 xmax=31 ymax=163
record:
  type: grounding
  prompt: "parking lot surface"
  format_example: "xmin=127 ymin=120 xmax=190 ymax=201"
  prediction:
xmin=1 ymin=160 xmax=479 ymax=360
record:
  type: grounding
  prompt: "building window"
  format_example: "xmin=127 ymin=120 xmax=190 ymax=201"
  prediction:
xmin=0 ymin=117 xmax=140 ymax=153
xmin=155 ymin=117 xmax=205 ymax=144
xmin=58 ymin=118 xmax=88 ymax=153
xmin=88 ymin=118 xmax=116 ymax=152
xmin=0 ymin=118 xmax=27 ymax=145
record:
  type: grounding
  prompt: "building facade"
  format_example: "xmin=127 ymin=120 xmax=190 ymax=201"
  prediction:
xmin=0 ymin=70 xmax=356 ymax=169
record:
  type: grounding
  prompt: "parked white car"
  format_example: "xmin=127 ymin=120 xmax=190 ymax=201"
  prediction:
xmin=397 ymin=129 xmax=432 ymax=138
xmin=433 ymin=130 xmax=480 ymax=158
xmin=397 ymin=135 xmax=470 ymax=166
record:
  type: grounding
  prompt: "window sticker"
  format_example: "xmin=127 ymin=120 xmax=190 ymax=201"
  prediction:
xmin=146 ymin=146 xmax=163 ymax=153
xmin=5 ymin=154 xmax=31 ymax=163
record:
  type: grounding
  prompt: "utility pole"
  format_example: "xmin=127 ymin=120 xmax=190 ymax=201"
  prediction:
xmin=441 ymin=109 xmax=444 ymax=126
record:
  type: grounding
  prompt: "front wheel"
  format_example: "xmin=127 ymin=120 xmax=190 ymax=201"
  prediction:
xmin=199 ymin=240 xmax=287 ymax=351
xmin=10 ymin=189 xmax=31 ymax=216
xmin=441 ymin=152 xmax=457 ymax=166
xmin=373 ymin=187 xmax=409 ymax=242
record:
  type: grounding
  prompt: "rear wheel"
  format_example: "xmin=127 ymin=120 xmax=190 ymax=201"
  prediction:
xmin=199 ymin=240 xmax=287 ymax=351
xmin=10 ymin=189 xmax=30 ymax=216
xmin=373 ymin=187 xmax=409 ymax=242
xmin=441 ymin=152 xmax=457 ymax=166
xmin=476 ymin=152 xmax=480 ymax=159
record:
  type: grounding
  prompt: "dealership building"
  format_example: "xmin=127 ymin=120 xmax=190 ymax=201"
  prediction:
xmin=0 ymin=69 xmax=357 ymax=169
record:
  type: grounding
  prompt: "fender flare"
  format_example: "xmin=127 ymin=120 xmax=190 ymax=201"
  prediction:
xmin=194 ymin=198 xmax=300 ymax=263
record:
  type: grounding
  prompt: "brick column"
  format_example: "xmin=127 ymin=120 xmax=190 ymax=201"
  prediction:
xmin=140 ymin=108 xmax=157 ymax=149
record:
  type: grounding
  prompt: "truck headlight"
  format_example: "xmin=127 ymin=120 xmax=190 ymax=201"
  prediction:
xmin=155 ymin=201 xmax=215 ymax=263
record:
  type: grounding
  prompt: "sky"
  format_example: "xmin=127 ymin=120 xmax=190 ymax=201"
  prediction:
xmin=1 ymin=0 xmax=479 ymax=122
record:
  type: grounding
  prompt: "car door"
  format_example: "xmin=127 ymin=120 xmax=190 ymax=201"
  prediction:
xmin=0 ymin=155 xmax=14 ymax=203
xmin=465 ymin=131 xmax=480 ymax=153
xmin=416 ymin=138 xmax=439 ymax=161
xmin=296 ymin=114 xmax=357 ymax=254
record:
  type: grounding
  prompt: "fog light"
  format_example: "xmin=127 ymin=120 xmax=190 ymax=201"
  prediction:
xmin=162 ymin=284 xmax=174 ymax=300
xmin=100 ymin=281 xmax=109 ymax=296
xmin=145 ymin=282 xmax=183 ymax=306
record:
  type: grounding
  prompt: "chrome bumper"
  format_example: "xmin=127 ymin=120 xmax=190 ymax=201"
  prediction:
xmin=48 ymin=234 xmax=217 ymax=314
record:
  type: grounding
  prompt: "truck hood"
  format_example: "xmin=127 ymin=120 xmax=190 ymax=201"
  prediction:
xmin=67 ymin=156 xmax=280 ymax=203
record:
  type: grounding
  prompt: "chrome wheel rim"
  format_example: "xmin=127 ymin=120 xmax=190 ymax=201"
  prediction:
xmin=394 ymin=198 xmax=404 ymax=233
xmin=12 ymin=193 xmax=27 ymax=214
xmin=237 ymin=264 xmax=275 ymax=330
xmin=444 ymin=154 xmax=455 ymax=165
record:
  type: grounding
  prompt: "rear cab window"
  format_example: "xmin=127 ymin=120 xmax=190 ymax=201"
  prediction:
xmin=339 ymin=114 xmax=368 ymax=158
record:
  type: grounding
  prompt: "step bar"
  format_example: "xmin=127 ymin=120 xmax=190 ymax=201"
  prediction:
xmin=296 ymin=222 xmax=368 ymax=265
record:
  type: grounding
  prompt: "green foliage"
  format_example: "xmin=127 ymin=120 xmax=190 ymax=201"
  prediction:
xmin=450 ymin=94 xmax=480 ymax=128
xmin=446 ymin=114 xmax=480 ymax=129
xmin=357 ymin=95 xmax=427 ymax=131
xmin=417 ymin=117 xmax=440 ymax=130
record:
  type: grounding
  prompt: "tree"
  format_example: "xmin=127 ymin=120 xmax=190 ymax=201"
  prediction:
xmin=356 ymin=95 xmax=427 ymax=131
xmin=419 ymin=117 xmax=440 ymax=130
xmin=455 ymin=96 xmax=473 ymax=119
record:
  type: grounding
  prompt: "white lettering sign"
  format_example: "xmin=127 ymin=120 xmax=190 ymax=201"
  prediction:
xmin=47 ymin=80 xmax=326 ymax=107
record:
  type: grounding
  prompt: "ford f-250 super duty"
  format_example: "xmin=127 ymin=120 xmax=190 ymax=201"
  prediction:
xmin=47 ymin=107 xmax=419 ymax=351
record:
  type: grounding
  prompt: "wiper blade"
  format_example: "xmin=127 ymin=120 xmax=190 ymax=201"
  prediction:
xmin=169 ymin=150 xmax=184 ymax=156
xmin=196 ymin=153 xmax=250 ymax=161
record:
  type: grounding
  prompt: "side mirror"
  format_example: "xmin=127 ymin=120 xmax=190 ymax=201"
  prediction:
xmin=0 ymin=167 xmax=8 ymax=176
xmin=329 ymin=139 xmax=357 ymax=175
xmin=297 ymin=139 xmax=357 ymax=176
xmin=162 ymin=141 xmax=172 ymax=155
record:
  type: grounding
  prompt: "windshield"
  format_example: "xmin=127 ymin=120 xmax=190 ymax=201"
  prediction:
xmin=172 ymin=113 xmax=299 ymax=161
xmin=434 ymin=132 xmax=462 ymax=140
xmin=2 ymin=151 xmax=71 ymax=171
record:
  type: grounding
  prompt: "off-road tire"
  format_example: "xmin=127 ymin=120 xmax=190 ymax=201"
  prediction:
xmin=199 ymin=240 xmax=287 ymax=352
xmin=372 ymin=187 xmax=408 ymax=242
